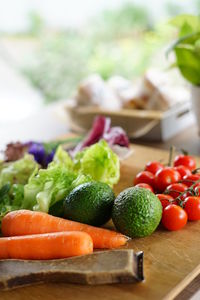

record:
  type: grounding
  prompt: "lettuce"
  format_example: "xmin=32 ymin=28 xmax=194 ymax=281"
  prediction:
xmin=23 ymin=146 xmax=92 ymax=213
xmin=74 ymin=140 xmax=120 ymax=187
xmin=71 ymin=116 xmax=129 ymax=157
xmin=71 ymin=174 xmax=92 ymax=188
xmin=0 ymin=154 xmax=38 ymax=225
xmin=23 ymin=164 xmax=76 ymax=212
xmin=51 ymin=145 xmax=74 ymax=170
xmin=53 ymin=142 xmax=120 ymax=188
xmin=0 ymin=154 xmax=39 ymax=188
xmin=0 ymin=183 xmax=24 ymax=227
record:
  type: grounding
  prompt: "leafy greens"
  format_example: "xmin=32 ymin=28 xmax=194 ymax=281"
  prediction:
xmin=0 ymin=154 xmax=39 ymax=188
xmin=74 ymin=140 xmax=120 ymax=187
xmin=0 ymin=140 xmax=119 ymax=218
xmin=24 ymin=141 xmax=119 ymax=213
xmin=0 ymin=153 xmax=38 ymax=226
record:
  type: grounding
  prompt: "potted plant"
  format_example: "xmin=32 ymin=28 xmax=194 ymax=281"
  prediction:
xmin=168 ymin=14 xmax=200 ymax=131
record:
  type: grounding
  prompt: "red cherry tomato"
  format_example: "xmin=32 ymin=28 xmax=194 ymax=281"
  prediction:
xmin=174 ymin=165 xmax=192 ymax=179
xmin=134 ymin=171 xmax=155 ymax=187
xmin=156 ymin=194 xmax=174 ymax=209
xmin=184 ymin=196 xmax=200 ymax=221
xmin=174 ymin=154 xmax=196 ymax=171
xmin=182 ymin=174 xmax=200 ymax=187
xmin=145 ymin=161 xmax=164 ymax=175
xmin=135 ymin=183 xmax=154 ymax=192
xmin=162 ymin=204 xmax=188 ymax=231
xmin=165 ymin=183 xmax=188 ymax=199
xmin=154 ymin=167 xmax=181 ymax=192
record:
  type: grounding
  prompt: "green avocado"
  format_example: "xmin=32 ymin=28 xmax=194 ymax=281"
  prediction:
xmin=63 ymin=181 xmax=115 ymax=226
xmin=112 ymin=187 xmax=162 ymax=238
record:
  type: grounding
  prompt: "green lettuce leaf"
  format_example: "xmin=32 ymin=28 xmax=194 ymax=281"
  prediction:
xmin=50 ymin=145 xmax=74 ymax=169
xmin=74 ymin=140 xmax=120 ymax=187
xmin=0 ymin=154 xmax=36 ymax=226
xmin=0 ymin=154 xmax=39 ymax=188
xmin=0 ymin=183 xmax=24 ymax=227
xmin=23 ymin=163 xmax=76 ymax=212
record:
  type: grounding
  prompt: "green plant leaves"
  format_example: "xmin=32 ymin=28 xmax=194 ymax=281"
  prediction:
xmin=175 ymin=46 xmax=200 ymax=85
xmin=170 ymin=14 xmax=200 ymax=36
xmin=169 ymin=14 xmax=200 ymax=85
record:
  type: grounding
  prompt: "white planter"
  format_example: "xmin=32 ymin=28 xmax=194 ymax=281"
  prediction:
xmin=191 ymin=85 xmax=200 ymax=131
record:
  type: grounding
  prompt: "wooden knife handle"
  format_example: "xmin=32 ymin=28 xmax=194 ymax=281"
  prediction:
xmin=0 ymin=249 xmax=144 ymax=291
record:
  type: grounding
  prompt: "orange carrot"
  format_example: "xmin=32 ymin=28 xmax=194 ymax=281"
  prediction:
xmin=0 ymin=231 xmax=93 ymax=260
xmin=2 ymin=210 xmax=128 ymax=249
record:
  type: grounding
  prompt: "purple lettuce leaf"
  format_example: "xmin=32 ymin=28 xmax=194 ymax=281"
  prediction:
xmin=103 ymin=126 xmax=129 ymax=147
xmin=71 ymin=116 xmax=111 ymax=155
xmin=71 ymin=115 xmax=129 ymax=156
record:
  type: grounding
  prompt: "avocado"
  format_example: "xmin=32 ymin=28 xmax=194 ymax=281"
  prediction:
xmin=63 ymin=181 xmax=115 ymax=226
xmin=49 ymin=200 xmax=64 ymax=217
xmin=112 ymin=187 xmax=162 ymax=238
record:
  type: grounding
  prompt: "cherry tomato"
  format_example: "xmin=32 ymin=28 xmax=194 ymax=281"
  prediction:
xmin=145 ymin=161 xmax=164 ymax=175
xmin=174 ymin=154 xmax=196 ymax=171
xmin=165 ymin=183 xmax=188 ymax=199
xmin=135 ymin=183 xmax=154 ymax=192
xmin=162 ymin=204 xmax=188 ymax=231
xmin=154 ymin=167 xmax=181 ymax=192
xmin=174 ymin=165 xmax=192 ymax=179
xmin=156 ymin=194 xmax=174 ymax=209
xmin=182 ymin=174 xmax=200 ymax=187
xmin=184 ymin=196 xmax=200 ymax=221
xmin=134 ymin=171 xmax=155 ymax=187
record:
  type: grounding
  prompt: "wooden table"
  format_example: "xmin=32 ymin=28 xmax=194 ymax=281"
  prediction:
xmin=0 ymin=144 xmax=200 ymax=300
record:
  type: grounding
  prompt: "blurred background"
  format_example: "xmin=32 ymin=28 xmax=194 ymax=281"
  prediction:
xmin=0 ymin=0 xmax=200 ymax=150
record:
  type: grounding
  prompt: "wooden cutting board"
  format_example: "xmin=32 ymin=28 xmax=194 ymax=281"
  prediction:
xmin=0 ymin=144 xmax=200 ymax=300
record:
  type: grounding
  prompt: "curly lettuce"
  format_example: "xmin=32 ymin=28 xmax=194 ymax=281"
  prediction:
xmin=74 ymin=140 xmax=120 ymax=187
xmin=0 ymin=183 xmax=24 ymax=227
xmin=23 ymin=163 xmax=76 ymax=212
xmin=53 ymin=141 xmax=120 ymax=188
xmin=0 ymin=154 xmax=38 ymax=225
xmin=50 ymin=145 xmax=74 ymax=170
xmin=0 ymin=154 xmax=38 ymax=188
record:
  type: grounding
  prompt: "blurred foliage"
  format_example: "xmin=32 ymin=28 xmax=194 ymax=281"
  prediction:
xmin=24 ymin=31 xmax=92 ymax=101
xmin=90 ymin=3 xmax=152 ymax=39
xmin=195 ymin=0 xmax=200 ymax=10
xmin=27 ymin=11 xmax=45 ymax=36
xmin=165 ymin=2 xmax=185 ymax=17
xmin=22 ymin=2 xmax=185 ymax=102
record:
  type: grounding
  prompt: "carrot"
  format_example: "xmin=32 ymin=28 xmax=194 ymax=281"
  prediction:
xmin=2 ymin=210 xmax=128 ymax=249
xmin=0 ymin=231 xmax=93 ymax=260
